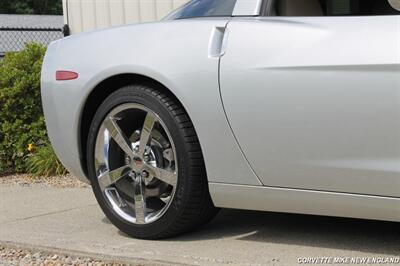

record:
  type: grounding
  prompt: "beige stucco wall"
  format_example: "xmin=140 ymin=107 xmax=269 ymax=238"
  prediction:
xmin=62 ymin=0 xmax=188 ymax=34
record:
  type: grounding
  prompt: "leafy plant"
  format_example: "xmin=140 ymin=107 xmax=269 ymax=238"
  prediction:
xmin=0 ymin=43 xmax=67 ymax=176
xmin=26 ymin=144 xmax=67 ymax=176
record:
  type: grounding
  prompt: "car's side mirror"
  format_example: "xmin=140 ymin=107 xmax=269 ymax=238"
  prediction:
xmin=389 ymin=0 xmax=400 ymax=10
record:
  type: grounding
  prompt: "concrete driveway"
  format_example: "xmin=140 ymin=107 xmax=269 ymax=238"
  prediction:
xmin=0 ymin=183 xmax=399 ymax=265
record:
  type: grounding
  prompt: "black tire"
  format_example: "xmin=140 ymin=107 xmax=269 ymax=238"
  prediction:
xmin=86 ymin=84 xmax=219 ymax=239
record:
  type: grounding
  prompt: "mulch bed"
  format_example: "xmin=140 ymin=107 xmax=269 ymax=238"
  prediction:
xmin=0 ymin=173 xmax=90 ymax=188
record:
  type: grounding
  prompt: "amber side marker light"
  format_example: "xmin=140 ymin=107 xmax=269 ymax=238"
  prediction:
xmin=56 ymin=71 xmax=79 ymax=81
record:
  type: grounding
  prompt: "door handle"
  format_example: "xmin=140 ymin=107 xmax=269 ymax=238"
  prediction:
xmin=208 ymin=26 xmax=229 ymax=58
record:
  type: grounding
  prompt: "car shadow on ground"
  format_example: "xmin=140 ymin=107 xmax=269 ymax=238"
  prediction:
xmin=109 ymin=209 xmax=400 ymax=255
xmin=173 ymin=209 xmax=400 ymax=255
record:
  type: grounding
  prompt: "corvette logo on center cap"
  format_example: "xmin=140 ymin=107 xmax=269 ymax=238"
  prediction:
xmin=134 ymin=158 xmax=143 ymax=167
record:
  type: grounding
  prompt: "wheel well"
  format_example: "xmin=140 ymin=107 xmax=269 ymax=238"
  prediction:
xmin=79 ymin=73 xmax=181 ymax=176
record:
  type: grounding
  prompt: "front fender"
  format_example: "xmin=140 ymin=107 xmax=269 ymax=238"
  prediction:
xmin=42 ymin=19 xmax=261 ymax=186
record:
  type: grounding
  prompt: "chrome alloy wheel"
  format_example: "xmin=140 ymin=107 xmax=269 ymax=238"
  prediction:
xmin=94 ymin=103 xmax=178 ymax=225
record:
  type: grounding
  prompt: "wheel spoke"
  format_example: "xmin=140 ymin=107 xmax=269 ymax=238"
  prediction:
xmin=98 ymin=165 xmax=131 ymax=190
xmin=105 ymin=187 xmax=127 ymax=208
xmin=145 ymin=164 xmax=177 ymax=186
xmin=138 ymin=112 xmax=156 ymax=157
xmin=103 ymin=116 xmax=135 ymax=158
xmin=134 ymin=175 xmax=146 ymax=224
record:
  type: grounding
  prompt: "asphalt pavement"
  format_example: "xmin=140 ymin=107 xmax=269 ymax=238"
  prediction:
xmin=0 ymin=183 xmax=399 ymax=265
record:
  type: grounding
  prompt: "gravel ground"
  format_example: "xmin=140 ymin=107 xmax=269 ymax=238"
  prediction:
xmin=0 ymin=246 xmax=129 ymax=266
xmin=0 ymin=174 xmax=89 ymax=188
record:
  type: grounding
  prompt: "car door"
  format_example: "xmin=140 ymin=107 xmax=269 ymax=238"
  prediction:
xmin=220 ymin=0 xmax=400 ymax=197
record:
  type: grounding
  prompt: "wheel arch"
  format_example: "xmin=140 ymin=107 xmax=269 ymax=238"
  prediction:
xmin=79 ymin=73 xmax=190 ymax=176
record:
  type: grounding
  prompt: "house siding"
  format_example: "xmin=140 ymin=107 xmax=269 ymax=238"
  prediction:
xmin=63 ymin=0 xmax=189 ymax=34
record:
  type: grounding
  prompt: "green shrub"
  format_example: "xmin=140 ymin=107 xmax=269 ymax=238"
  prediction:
xmin=0 ymin=43 xmax=67 ymax=176
xmin=26 ymin=144 xmax=68 ymax=176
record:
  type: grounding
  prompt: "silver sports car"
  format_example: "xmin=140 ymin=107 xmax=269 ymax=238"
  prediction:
xmin=41 ymin=0 xmax=400 ymax=239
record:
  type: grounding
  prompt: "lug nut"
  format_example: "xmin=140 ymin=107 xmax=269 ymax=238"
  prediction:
xmin=142 ymin=171 xmax=149 ymax=178
xmin=129 ymin=171 xmax=136 ymax=179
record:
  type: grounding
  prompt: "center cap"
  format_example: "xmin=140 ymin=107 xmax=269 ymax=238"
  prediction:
xmin=133 ymin=157 xmax=143 ymax=168
xmin=133 ymin=157 xmax=143 ymax=166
